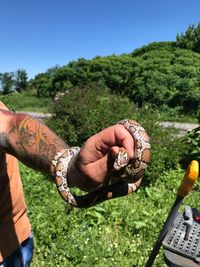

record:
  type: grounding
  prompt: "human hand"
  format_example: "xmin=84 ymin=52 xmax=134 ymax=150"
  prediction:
xmin=68 ymin=124 xmax=134 ymax=192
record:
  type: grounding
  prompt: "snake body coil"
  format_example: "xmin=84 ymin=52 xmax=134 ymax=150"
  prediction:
xmin=116 ymin=119 xmax=150 ymax=181
xmin=52 ymin=119 xmax=150 ymax=208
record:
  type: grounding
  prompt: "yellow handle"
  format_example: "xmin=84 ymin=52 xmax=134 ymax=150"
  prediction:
xmin=177 ymin=160 xmax=199 ymax=198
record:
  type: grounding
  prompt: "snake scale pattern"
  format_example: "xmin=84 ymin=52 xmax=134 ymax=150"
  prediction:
xmin=52 ymin=119 xmax=150 ymax=208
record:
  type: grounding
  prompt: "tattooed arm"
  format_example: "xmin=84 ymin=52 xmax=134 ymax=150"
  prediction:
xmin=0 ymin=108 xmax=134 ymax=191
xmin=0 ymin=109 xmax=68 ymax=174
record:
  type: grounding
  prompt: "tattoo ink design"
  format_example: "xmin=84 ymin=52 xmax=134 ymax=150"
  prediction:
xmin=0 ymin=110 xmax=68 ymax=173
xmin=15 ymin=116 xmax=67 ymax=172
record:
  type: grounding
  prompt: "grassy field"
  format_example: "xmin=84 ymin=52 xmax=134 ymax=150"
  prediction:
xmin=20 ymin=164 xmax=200 ymax=267
xmin=0 ymin=90 xmax=52 ymax=113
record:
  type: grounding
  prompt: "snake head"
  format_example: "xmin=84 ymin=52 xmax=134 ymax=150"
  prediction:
xmin=113 ymin=148 xmax=129 ymax=171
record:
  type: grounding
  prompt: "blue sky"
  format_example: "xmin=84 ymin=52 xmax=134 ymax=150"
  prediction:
xmin=0 ymin=0 xmax=200 ymax=79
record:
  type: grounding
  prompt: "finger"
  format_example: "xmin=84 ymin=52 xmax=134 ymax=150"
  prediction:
xmin=79 ymin=124 xmax=134 ymax=166
xmin=108 ymin=146 xmax=120 ymax=157
xmin=97 ymin=124 xmax=134 ymax=159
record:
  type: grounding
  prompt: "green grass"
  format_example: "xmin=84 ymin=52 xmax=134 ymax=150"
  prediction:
xmin=0 ymin=90 xmax=52 ymax=113
xmin=20 ymin=164 xmax=200 ymax=267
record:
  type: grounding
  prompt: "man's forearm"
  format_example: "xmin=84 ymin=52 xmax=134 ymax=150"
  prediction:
xmin=0 ymin=110 xmax=68 ymax=174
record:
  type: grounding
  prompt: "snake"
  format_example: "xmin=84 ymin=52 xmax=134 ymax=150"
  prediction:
xmin=51 ymin=119 xmax=150 ymax=208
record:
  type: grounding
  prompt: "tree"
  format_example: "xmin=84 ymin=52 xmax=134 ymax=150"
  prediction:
xmin=30 ymin=39 xmax=200 ymax=115
xmin=31 ymin=66 xmax=60 ymax=97
xmin=0 ymin=72 xmax=14 ymax=94
xmin=176 ymin=22 xmax=200 ymax=53
xmin=31 ymin=73 xmax=53 ymax=97
xmin=15 ymin=69 xmax=28 ymax=92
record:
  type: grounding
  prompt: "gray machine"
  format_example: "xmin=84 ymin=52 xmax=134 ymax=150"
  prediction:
xmin=163 ymin=206 xmax=200 ymax=267
xmin=144 ymin=160 xmax=199 ymax=267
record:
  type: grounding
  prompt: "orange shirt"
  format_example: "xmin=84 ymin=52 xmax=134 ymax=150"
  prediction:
xmin=0 ymin=153 xmax=31 ymax=261
xmin=0 ymin=101 xmax=31 ymax=261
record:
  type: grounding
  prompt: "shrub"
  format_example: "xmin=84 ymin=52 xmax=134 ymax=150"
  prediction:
xmin=47 ymin=83 xmax=136 ymax=145
xmin=180 ymin=126 xmax=200 ymax=167
xmin=131 ymin=107 xmax=185 ymax=184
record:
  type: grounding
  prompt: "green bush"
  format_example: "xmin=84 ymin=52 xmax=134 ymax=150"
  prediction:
xmin=180 ymin=126 xmax=200 ymax=167
xmin=47 ymin=84 xmax=184 ymax=185
xmin=130 ymin=107 xmax=185 ymax=184
xmin=31 ymin=40 xmax=200 ymax=116
xmin=47 ymin=83 xmax=136 ymax=145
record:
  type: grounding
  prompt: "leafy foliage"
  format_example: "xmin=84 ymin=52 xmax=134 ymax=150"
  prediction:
xmin=31 ymin=41 xmax=200 ymax=117
xmin=129 ymin=44 xmax=200 ymax=114
xmin=0 ymin=72 xmax=14 ymax=94
xmin=0 ymin=69 xmax=29 ymax=94
xmin=47 ymin=83 xmax=136 ymax=145
xmin=176 ymin=22 xmax=200 ymax=53
xmin=135 ymin=109 xmax=185 ymax=184
xmin=180 ymin=126 xmax=200 ymax=167
xmin=15 ymin=69 xmax=28 ymax=92
xmin=30 ymin=66 xmax=60 ymax=97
